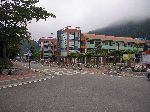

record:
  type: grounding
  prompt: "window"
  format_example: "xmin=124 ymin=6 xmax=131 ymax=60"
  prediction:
xmin=104 ymin=41 xmax=108 ymax=45
xmin=109 ymin=41 xmax=112 ymax=46
xmin=44 ymin=51 xmax=49 ymax=53
xmin=90 ymin=40 xmax=94 ymax=44
xmin=44 ymin=46 xmax=48 ymax=49
xmin=69 ymin=47 xmax=74 ymax=50
xmin=124 ymin=43 xmax=127 ymax=47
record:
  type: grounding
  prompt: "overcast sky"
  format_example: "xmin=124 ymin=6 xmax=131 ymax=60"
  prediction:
xmin=27 ymin=0 xmax=150 ymax=40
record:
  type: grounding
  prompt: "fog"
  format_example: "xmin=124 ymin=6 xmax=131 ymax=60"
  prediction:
xmin=27 ymin=0 xmax=150 ymax=40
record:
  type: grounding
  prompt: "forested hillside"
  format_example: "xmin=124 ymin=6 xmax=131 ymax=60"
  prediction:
xmin=20 ymin=40 xmax=39 ymax=55
xmin=89 ymin=19 xmax=150 ymax=40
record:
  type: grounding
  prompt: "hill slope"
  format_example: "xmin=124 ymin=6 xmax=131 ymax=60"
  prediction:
xmin=88 ymin=19 xmax=150 ymax=40
xmin=20 ymin=40 xmax=39 ymax=55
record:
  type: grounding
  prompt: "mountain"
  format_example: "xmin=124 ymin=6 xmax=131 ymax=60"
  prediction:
xmin=88 ymin=18 xmax=150 ymax=40
xmin=20 ymin=39 xmax=40 ymax=55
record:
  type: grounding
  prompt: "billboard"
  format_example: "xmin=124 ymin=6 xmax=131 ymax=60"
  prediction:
xmin=142 ymin=53 xmax=150 ymax=64
xmin=123 ymin=54 xmax=131 ymax=60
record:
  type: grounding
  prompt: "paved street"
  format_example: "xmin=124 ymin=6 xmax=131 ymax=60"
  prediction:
xmin=0 ymin=64 xmax=150 ymax=112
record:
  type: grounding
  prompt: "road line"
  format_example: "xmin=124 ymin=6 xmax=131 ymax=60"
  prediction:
xmin=0 ymin=80 xmax=10 ymax=83
xmin=3 ymin=86 xmax=7 ymax=89
xmin=34 ymin=80 xmax=37 ymax=82
xmin=134 ymin=76 xmax=145 ymax=78
xmin=19 ymin=83 xmax=22 ymax=85
xmin=23 ymin=82 xmax=27 ymax=84
xmin=8 ymin=85 xmax=12 ymax=87
xmin=13 ymin=84 xmax=17 ymax=87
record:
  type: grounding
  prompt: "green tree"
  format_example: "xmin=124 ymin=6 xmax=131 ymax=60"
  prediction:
xmin=0 ymin=0 xmax=55 ymax=70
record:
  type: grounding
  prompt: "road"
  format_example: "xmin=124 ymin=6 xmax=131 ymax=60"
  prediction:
xmin=0 ymin=65 xmax=150 ymax=112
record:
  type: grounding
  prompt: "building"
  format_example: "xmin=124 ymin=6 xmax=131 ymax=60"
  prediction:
xmin=39 ymin=36 xmax=56 ymax=60
xmin=80 ymin=33 xmax=145 ymax=53
xmin=57 ymin=26 xmax=81 ymax=57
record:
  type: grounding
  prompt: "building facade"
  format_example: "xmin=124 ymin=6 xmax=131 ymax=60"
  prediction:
xmin=39 ymin=37 xmax=56 ymax=60
xmin=57 ymin=26 xmax=81 ymax=57
xmin=80 ymin=33 xmax=145 ymax=53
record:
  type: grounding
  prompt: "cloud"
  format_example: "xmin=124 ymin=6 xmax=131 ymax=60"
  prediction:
xmin=27 ymin=0 xmax=150 ymax=40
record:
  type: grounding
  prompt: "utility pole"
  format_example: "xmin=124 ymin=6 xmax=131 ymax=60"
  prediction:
xmin=28 ymin=50 xmax=32 ymax=69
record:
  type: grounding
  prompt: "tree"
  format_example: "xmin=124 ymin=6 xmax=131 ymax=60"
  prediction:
xmin=85 ymin=51 xmax=94 ymax=64
xmin=69 ymin=52 xmax=78 ymax=64
xmin=0 ymin=0 xmax=56 ymax=70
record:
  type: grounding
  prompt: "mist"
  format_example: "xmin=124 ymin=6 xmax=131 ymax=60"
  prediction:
xmin=27 ymin=0 xmax=150 ymax=40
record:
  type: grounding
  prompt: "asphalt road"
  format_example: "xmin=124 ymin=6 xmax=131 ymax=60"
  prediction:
xmin=0 ymin=72 xmax=150 ymax=112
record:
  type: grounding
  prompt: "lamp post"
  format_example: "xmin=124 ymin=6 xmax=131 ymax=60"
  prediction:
xmin=28 ymin=50 xmax=32 ymax=69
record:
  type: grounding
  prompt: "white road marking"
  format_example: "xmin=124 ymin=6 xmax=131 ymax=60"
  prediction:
xmin=23 ymin=82 xmax=27 ymax=84
xmin=134 ymin=76 xmax=145 ymax=78
xmin=3 ymin=86 xmax=7 ymax=89
xmin=19 ymin=83 xmax=22 ymax=85
xmin=34 ymin=80 xmax=37 ymax=82
xmin=69 ymin=73 xmax=73 ymax=75
xmin=0 ymin=80 xmax=10 ymax=83
xmin=8 ymin=85 xmax=12 ymax=87
xmin=13 ymin=84 xmax=17 ymax=87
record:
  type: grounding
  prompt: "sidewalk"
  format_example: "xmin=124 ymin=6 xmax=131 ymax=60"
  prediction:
xmin=0 ymin=62 xmax=42 ymax=81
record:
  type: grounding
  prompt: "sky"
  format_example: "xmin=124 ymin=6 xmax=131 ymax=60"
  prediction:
xmin=27 ymin=0 xmax=150 ymax=40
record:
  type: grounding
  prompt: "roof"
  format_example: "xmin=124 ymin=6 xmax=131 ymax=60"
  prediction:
xmin=39 ymin=37 xmax=56 ymax=42
xmin=81 ymin=33 xmax=145 ymax=43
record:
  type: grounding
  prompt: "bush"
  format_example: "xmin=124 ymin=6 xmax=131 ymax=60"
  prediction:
xmin=0 ymin=59 xmax=13 ymax=74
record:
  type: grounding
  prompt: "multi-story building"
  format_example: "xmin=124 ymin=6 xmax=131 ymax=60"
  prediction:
xmin=57 ymin=26 xmax=81 ymax=57
xmin=39 ymin=36 xmax=56 ymax=60
xmin=80 ymin=33 xmax=145 ymax=53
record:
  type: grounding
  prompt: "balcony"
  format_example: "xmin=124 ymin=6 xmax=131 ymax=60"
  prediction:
xmin=44 ymin=43 xmax=49 ymax=46
xmin=80 ymin=38 xmax=86 ymax=41
xmin=81 ymin=46 xmax=86 ymax=49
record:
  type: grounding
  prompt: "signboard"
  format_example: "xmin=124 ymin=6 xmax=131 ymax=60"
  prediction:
xmin=142 ymin=53 xmax=150 ymax=64
xmin=123 ymin=54 xmax=131 ymax=60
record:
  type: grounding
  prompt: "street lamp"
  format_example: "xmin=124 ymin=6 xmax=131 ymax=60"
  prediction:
xmin=28 ymin=50 xmax=32 ymax=69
